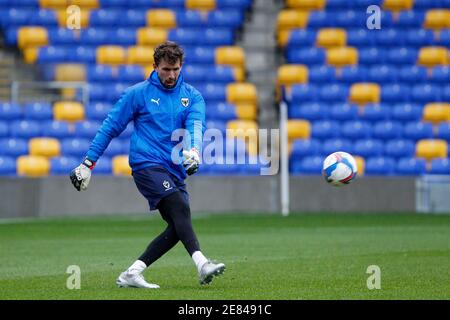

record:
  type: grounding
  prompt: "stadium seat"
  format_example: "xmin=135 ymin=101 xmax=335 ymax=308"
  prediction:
xmin=146 ymin=9 xmax=176 ymax=28
xmin=403 ymin=121 xmax=434 ymax=140
xmin=235 ymin=104 xmax=257 ymax=120
xmin=309 ymin=65 xmax=336 ymax=83
xmin=430 ymin=158 xmax=450 ymax=174
xmin=29 ymin=137 xmax=61 ymax=158
xmin=338 ymin=66 xmax=368 ymax=83
xmin=288 ymin=84 xmax=318 ymax=102
xmin=226 ymin=83 xmax=257 ymax=105
xmin=423 ymin=9 xmax=450 ymax=30
xmin=311 ymin=120 xmax=341 ymax=140
xmin=416 ymin=139 xmax=448 ymax=161
xmin=0 ymin=102 xmax=22 ymax=120
xmin=127 ymin=46 xmax=154 ymax=66
xmin=320 ymin=84 xmax=349 ymax=102
xmin=410 ymin=84 xmax=441 ymax=103
xmin=112 ymin=155 xmax=131 ymax=176
xmin=0 ymin=156 xmax=16 ymax=175
xmin=360 ymin=103 xmax=391 ymax=122
xmin=137 ymin=27 xmax=168 ymax=46
xmin=290 ymin=139 xmax=321 ymax=159
xmin=381 ymin=84 xmax=410 ymax=102
xmin=96 ymin=46 xmax=126 ymax=65
xmin=10 ymin=120 xmax=41 ymax=138
xmin=436 ymin=123 xmax=450 ymax=141
xmin=117 ymin=9 xmax=147 ymax=27
xmin=287 ymin=120 xmax=311 ymax=140
xmin=186 ymin=0 xmax=216 ymax=10
xmin=430 ymin=66 xmax=450 ymax=83
xmin=387 ymin=47 xmax=417 ymax=65
xmin=349 ymin=83 xmax=381 ymax=105
xmin=215 ymin=46 xmax=245 ymax=70
xmin=290 ymin=156 xmax=323 ymax=175
xmin=41 ymin=120 xmax=73 ymax=138
xmin=285 ymin=29 xmax=316 ymax=48
xmin=55 ymin=8 xmax=90 ymax=29
xmin=207 ymin=102 xmax=236 ymax=121
xmin=326 ymin=47 xmax=358 ymax=67
xmin=86 ymin=64 xmax=115 ymax=82
xmin=375 ymin=29 xmax=404 ymax=47
xmin=276 ymin=10 xmax=309 ymax=46
xmin=418 ymin=47 xmax=448 ymax=67
xmin=285 ymin=0 xmax=326 ymax=10
xmin=398 ymin=66 xmax=428 ymax=83
xmin=384 ymin=139 xmax=415 ymax=158
xmin=74 ymin=120 xmax=101 ymax=139
xmin=90 ymin=9 xmax=120 ymax=26
xmin=391 ymin=103 xmax=423 ymax=121
xmin=286 ymin=47 xmax=326 ymax=65
xmin=347 ymin=29 xmax=374 ymax=47
xmin=53 ymin=101 xmax=85 ymax=122
xmin=329 ymin=103 xmax=359 ymax=121
xmin=17 ymin=155 xmax=50 ymax=177
xmin=50 ymin=156 xmax=79 ymax=175
xmin=365 ymin=156 xmax=396 ymax=175
xmin=368 ymin=65 xmax=397 ymax=83
xmin=226 ymin=120 xmax=258 ymax=156
xmin=289 ymin=102 xmax=328 ymax=121
xmin=405 ymin=29 xmax=434 ymax=47
xmin=118 ymin=65 xmax=145 ymax=82
xmin=397 ymin=10 xmax=425 ymax=28
xmin=0 ymin=121 xmax=8 ymax=138
xmin=372 ymin=121 xmax=403 ymax=140
xmin=61 ymin=138 xmax=91 ymax=157
xmin=321 ymin=138 xmax=354 ymax=156
xmin=341 ymin=120 xmax=372 ymax=140
xmin=277 ymin=65 xmax=308 ymax=89
xmin=17 ymin=26 xmax=48 ymax=49
xmin=22 ymin=102 xmax=52 ymax=121
xmin=307 ymin=11 xmax=334 ymax=28
xmin=353 ymin=139 xmax=384 ymax=158
xmin=334 ymin=10 xmax=366 ymax=28
xmin=383 ymin=0 xmax=413 ymax=12
xmin=359 ymin=47 xmax=386 ymax=65
xmin=54 ymin=64 xmax=86 ymax=82
xmin=316 ymin=28 xmax=347 ymax=48
xmin=396 ymin=157 xmax=426 ymax=175
xmin=0 ymin=138 xmax=28 ymax=157
xmin=423 ymin=103 xmax=450 ymax=124
xmin=93 ymin=157 xmax=112 ymax=174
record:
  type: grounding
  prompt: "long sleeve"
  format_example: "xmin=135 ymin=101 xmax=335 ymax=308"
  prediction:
xmin=185 ymin=92 xmax=206 ymax=153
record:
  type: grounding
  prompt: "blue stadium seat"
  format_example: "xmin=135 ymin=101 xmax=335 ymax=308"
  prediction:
xmin=414 ymin=0 xmax=441 ymax=8
xmin=410 ymin=84 xmax=441 ymax=103
xmin=79 ymin=28 xmax=108 ymax=45
xmin=396 ymin=11 xmax=425 ymax=28
xmin=289 ymin=102 xmax=328 ymax=120
xmin=440 ymin=30 xmax=450 ymax=47
xmin=170 ymin=28 xmax=233 ymax=46
xmin=184 ymin=47 xmax=215 ymax=65
xmin=203 ymin=163 xmax=241 ymax=175
xmin=32 ymin=10 xmax=58 ymax=26
xmin=290 ymin=156 xmax=323 ymax=175
xmin=436 ymin=123 xmax=450 ymax=141
xmin=50 ymin=156 xmax=79 ymax=175
xmin=329 ymin=103 xmax=359 ymax=121
xmin=311 ymin=120 xmax=341 ymax=140
xmin=326 ymin=0 xmax=351 ymax=9
xmin=103 ymin=139 xmax=125 ymax=157
xmin=335 ymin=10 xmax=366 ymax=28
xmin=320 ymin=84 xmax=349 ymax=102
xmin=403 ymin=122 xmax=434 ymax=141
xmin=99 ymin=0 xmax=129 ymax=7
xmin=372 ymin=121 xmax=403 ymax=140
xmin=75 ymin=121 xmax=102 ymax=139
xmin=381 ymin=84 xmax=410 ymax=102
xmin=85 ymin=102 xmax=112 ymax=121
xmin=386 ymin=47 xmax=417 ymax=65
xmin=211 ymin=10 xmax=245 ymax=28
xmin=111 ymin=28 xmax=137 ymax=46
xmin=87 ymin=83 xmax=107 ymax=102
xmin=195 ymin=84 xmax=226 ymax=102
xmin=359 ymin=47 xmax=387 ymax=65
xmin=37 ymin=46 xmax=67 ymax=63
xmin=341 ymin=120 xmax=372 ymax=140
xmin=0 ymin=102 xmax=22 ymax=120
xmin=41 ymin=120 xmax=73 ymax=139
xmin=347 ymin=29 xmax=374 ymax=47
xmin=0 ymin=119 xmax=7 ymax=137
xmin=183 ymin=65 xmax=206 ymax=82
xmin=290 ymin=84 xmax=319 ymax=103
xmin=207 ymin=103 xmax=236 ymax=121
xmin=396 ymin=157 xmax=426 ymax=175
xmin=309 ymin=66 xmax=336 ymax=83
xmin=216 ymin=0 xmax=252 ymax=9
xmin=95 ymin=157 xmax=112 ymax=175
xmin=117 ymin=10 xmax=146 ymax=27
xmin=90 ymin=9 xmax=120 ymax=27
xmin=0 ymin=138 xmax=28 ymax=157
xmin=1 ymin=8 xmax=30 ymax=28
xmin=442 ymin=85 xmax=450 ymax=102
xmin=391 ymin=103 xmax=423 ymax=122
xmin=375 ymin=29 xmax=405 ymax=47
xmin=384 ymin=139 xmax=416 ymax=159
xmin=286 ymin=30 xmax=316 ymax=48
xmin=9 ymin=120 xmax=41 ymax=138
xmin=368 ymin=65 xmax=397 ymax=83
xmin=307 ymin=11 xmax=334 ymax=28
xmin=405 ymin=29 xmax=434 ymax=47
xmin=87 ymin=65 xmax=115 ymax=82
xmin=0 ymin=156 xmax=16 ymax=176
xmin=118 ymin=65 xmax=145 ymax=82
xmin=286 ymin=47 xmax=326 ymax=65
xmin=206 ymin=120 xmax=227 ymax=133
xmin=353 ymin=139 xmax=384 ymax=158
xmin=48 ymin=28 xmax=78 ymax=45
xmin=365 ymin=156 xmax=396 ymax=175
xmin=338 ymin=66 xmax=368 ymax=83
xmin=398 ymin=66 xmax=428 ymax=83
xmin=430 ymin=66 xmax=450 ymax=83
xmin=70 ymin=46 xmax=96 ymax=63
xmin=23 ymin=102 xmax=53 ymax=120
xmin=430 ymin=158 xmax=450 ymax=175
xmin=10 ymin=0 xmax=39 ymax=7
xmin=321 ymin=139 xmax=354 ymax=155
xmin=290 ymin=139 xmax=321 ymax=159
xmin=61 ymin=138 xmax=91 ymax=158
xmin=361 ymin=103 xmax=390 ymax=122
xmin=206 ymin=65 xmax=237 ymax=83
xmin=109 ymin=83 xmax=130 ymax=102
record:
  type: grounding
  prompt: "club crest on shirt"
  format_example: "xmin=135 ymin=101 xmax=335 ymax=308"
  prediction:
xmin=181 ymin=98 xmax=189 ymax=107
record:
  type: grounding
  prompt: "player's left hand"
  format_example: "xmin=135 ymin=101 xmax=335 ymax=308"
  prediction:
xmin=182 ymin=148 xmax=200 ymax=176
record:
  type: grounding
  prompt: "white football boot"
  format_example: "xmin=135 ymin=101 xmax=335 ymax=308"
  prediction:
xmin=116 ymin=271 xmax=160 ymax=289
xmin=199 ymin=261 xmax=226 ymax=285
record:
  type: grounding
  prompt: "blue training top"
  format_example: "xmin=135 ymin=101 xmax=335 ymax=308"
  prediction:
xmin=86 ymin=70 xmax=206 ymax=181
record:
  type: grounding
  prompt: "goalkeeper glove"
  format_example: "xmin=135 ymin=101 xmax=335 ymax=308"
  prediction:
xmin=70 ymin=158 xmax=96 ymax=191
xmin=182 ymin=148 xmax=200 ymax=176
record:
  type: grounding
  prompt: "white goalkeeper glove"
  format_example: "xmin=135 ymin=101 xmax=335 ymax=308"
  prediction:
xmin=70 ymin=158 xmax=95 ymax=191
xmin=182 ymin=148 xmax=200 ymax=176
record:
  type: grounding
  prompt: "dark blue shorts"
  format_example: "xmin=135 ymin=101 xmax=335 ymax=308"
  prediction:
xmin=132 ymin=165 xmax=189 ymax=211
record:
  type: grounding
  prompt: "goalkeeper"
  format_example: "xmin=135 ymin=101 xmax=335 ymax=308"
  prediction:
xmin=70 ymin=41 xmax=225 ymax=289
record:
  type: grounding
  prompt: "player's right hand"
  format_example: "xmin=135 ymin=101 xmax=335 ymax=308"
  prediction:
xmin=70 ymin=158 xmax=95 ymax=191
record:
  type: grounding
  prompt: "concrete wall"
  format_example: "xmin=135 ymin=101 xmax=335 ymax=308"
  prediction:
xmin=0 ymin=176 xmax=416 ymax=219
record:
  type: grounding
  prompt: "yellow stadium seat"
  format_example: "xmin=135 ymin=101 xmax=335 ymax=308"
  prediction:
xmin=418 ymin=47 xmax=448 ymax=67
xmin=53 ymin=101 xmax=85 ymax=122
xmin=354 ymin=156 xmax=365 ymax=176
xmin=24 ymin=47 xmax=39 ymax=64
xmin=277 ymin=64 xmax=308 ymax=87
xmin=276 ymin=10 xmax=309 ymax=32
xmin=235 ymin=104 xmax=257 ymax=120
xmin=287 ymin=120 xmax=311 ymax=140
xmin=227 ymin=120 xmax=259 ymax=156
xmin=56 ymin=8 xmax=90 ymax=28
xmin=383 ymin=0 xmax=413 ymax=11
xmin=423 ymin=103 xmax=450 ymax=124
xmin=349 ymin=83 xmax=381 ymax=105
xmin=18 ymin=27 xmax=48 ymax=49
xmin=424 ymin=9 xmax=450 ymax=29
xmin=326 ymin=47 xmax=358 ymax=67
xmin=29 ymin=138 xmax=61 ymax=158
xmin=127 ymin=46 xmax=155 ymax=66
xmin=39 ymin=0 xmax=67 ymax=9
xmin=137 ymin=28 xmax=169 ymax=46
xmin=144 ymin=65 xmax=154 ymax=78
xmin=54 ymin=64 xmax=86 ymax=81
xmin=112 ymin=155 xmax=132 ymax=176
xmin=215 ymin=46 xmax=246 ymax=69
xmin=17 ymin=155 xmax=50 ymax=177
xmin=146 ymin=9 xmax=176 ymax=29
xmin=286 ymin=0 xmax=326 ymax=9
xmin=71 ymin=0 xmax=99 ymax=9
xmin=416 ymin=139 xmax=448 ymax=161
xmin=233 ymin=67 xmax=245 ymax=82
xmin=186 ymin=0 xmax=216 ymax=11
xmin=96 ymin=46 xmax=126 ymax=65
xmin=226 ymin=83 xmax=258 ymax=105
xmin=317 ymin=28 xmax=347 ymax=48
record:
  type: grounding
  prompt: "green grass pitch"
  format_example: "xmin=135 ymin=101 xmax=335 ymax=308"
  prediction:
xmin=1 ymin=213 xmax=449 ymax=300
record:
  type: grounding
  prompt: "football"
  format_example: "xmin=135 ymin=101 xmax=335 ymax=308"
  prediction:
xmin=322 ymin=151 xmax=358 ymax=186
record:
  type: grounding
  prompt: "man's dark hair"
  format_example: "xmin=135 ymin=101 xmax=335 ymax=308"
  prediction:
xmin=154 ymin=41 xmax=184 ymax=66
